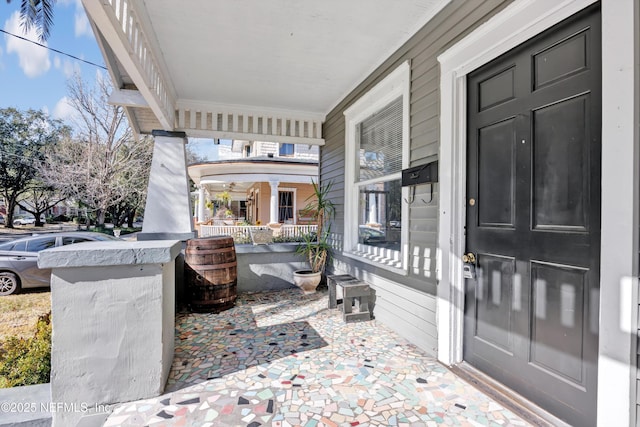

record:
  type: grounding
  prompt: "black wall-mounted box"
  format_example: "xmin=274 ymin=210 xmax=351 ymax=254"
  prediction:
xmin=401 ymin=161 xmax=438 ymax=187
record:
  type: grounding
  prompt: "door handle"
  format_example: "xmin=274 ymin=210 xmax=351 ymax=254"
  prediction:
xmin=462 ymin=252 xmax=476 ymax=264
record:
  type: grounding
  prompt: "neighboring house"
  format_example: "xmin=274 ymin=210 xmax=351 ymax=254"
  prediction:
xmin=81 ymin=1 xmax=639 ymax=426
xmin=188 ymin=153 xmax=319 ymax=225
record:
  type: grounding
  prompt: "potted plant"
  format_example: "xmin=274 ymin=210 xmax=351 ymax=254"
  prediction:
xmin=293 ymin=180 xmax=335 ymax=294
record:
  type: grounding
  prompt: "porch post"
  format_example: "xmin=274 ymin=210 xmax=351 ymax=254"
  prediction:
xmin=269 ymin=180 xmax=279 ymax=224
xmin=138 ymin=131 xmax=196 ymax=241
xmin=197 ymin=186 xmax=206 ymax=222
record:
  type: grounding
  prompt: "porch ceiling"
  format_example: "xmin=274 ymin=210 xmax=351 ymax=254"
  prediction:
xmin=83 ymin=0 xmax=449 ymax=141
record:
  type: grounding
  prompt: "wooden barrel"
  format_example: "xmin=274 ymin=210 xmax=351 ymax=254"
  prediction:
xmin=185 ymin=236 xmax=237 ymax=313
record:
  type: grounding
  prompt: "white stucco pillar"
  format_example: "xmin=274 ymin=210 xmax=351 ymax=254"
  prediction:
xmin=269 ymin=181 xmax=279 ymax=224
xmin=39 ymin=240 xmax=181 ymax=427
xmin=139 ymin=131 xmax=196 ymax=241
xmin=197 ymin=186 xmax=206 ymax=222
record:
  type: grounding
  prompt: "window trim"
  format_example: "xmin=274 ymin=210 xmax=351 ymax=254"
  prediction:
xmin=343 ymin=61 xmax=411 ymax=273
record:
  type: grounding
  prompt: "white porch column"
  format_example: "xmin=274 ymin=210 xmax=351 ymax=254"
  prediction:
xmin=197 ymin=186 xmax=206 ymax=223
xmin=269 ymin=180 xmax=279 ymax=224
xmin=139 ymin=131 xmax=196 ymax=241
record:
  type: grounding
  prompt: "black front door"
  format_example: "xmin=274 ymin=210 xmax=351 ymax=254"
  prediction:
xmin=464 ymin=6 xmax=601 ymax=426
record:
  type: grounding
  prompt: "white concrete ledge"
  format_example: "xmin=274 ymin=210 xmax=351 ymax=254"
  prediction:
xmin=42 ymin=240 xmax=180 ymax=427
xmin=0 ymin=383 xmax=51 ymax=426
xmin=38 ymin=240 xmax=181 ymax=269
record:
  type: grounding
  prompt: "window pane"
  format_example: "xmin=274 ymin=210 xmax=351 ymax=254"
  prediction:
xmin=358 ymin=179 xmax=402 ymax=251
xmin=62 ymin=237 xmax=91 ymax=245
xmin=26 ymin=237 xmax=56 ymax=252
xmin=278 ymin=191 xmax=294 ymax=223
xmin=279 ymin=143 xmax=294 ymax=156
xmin=358 ymin=96 xmax=403 ymax=182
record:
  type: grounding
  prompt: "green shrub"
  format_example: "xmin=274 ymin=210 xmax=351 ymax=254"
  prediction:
xmin=0 ymin=312 xmax=51 ymax=388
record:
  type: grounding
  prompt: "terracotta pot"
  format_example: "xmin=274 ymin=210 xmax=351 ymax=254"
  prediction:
xmin=293 ymin=270 xmax=322 ymax=294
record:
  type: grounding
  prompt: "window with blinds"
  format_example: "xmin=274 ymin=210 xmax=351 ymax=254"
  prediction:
xmin=353 ymin=96 xmax=403 ymax=251
xmin=343 ymin=61 xmax=409 ymax=272
xmin=357 ymin=96 xmax=403 ymax=182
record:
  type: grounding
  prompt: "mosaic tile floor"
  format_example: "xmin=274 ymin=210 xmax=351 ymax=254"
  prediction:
xmin=104 ymin=289 xmax=533 ymax=427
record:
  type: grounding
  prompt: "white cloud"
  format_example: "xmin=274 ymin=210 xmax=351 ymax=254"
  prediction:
xmin=74 ymin=10 xmax=92 ymax=38
xmin=60 ymin=0 xmax=92 ymax=38
xmin=52 ymin=96 xmax=77 ymax=121
xmin=54 ymin=56 xmax=80 ymax=78
xmin=4 ymin=11 xmax=51 ymax=78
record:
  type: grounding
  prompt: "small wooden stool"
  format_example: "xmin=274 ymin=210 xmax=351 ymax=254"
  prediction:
xmin=327 ymin=274 xmax=372 ymax=322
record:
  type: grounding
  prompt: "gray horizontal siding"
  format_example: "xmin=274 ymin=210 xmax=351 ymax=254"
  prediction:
xmin=321 ymin=0 xmax=513 ymax=353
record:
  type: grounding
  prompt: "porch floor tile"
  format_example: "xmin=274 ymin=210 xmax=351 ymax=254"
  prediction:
xmin=104 ymin=289 xmax=533 ymax=427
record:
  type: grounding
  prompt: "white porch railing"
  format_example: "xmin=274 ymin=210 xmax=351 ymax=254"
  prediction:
xmin=99 ymin=0 xmax=175 ymax=128
xmin=199 ymin=225 xmax=317 ymax=243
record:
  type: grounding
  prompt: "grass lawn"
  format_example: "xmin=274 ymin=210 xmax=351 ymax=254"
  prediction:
xmin=0 ymin=290 xmax=51 ymax=344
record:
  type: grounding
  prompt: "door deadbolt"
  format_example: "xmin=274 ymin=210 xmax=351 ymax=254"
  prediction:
xmin=462 ymin=252 xmax=476 ymax=264
xmin=469 ymin=198 xmax=476 ymax=206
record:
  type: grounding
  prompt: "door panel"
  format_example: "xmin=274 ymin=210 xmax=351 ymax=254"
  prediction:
xmin=479 ymin=66 xmax=516 ymax=111
xmin=533 ymin=30 xmax=589 ymax=89
xmin=478 ymin=119 xmax=516 ymax=228
xmin=532 ymin=95 xmax=589 ymax=230
xmin=464 ymin=5 xmax=600 ymax=427
xmin=530 ymin=261 xmax=587 ymax=385
xmin=475 ymin=253 xmax=515 ymax=353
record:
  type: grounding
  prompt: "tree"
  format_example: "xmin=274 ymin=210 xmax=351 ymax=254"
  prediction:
xmin=0 ymin=108 xmax=68 ymax=228
xmin=40 ymin=74 xmax=153 ymax=227
xmin=17 ymin=181 xmax=65 ymax=226
xmin=6 ymin=0 xmax=55 ymax=42
xmin=186 ymin=145 xmax=206 ymax=165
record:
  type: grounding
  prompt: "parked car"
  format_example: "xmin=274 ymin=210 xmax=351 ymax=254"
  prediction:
xmin=12 ymin=215 xmax=36 ymax=226
xmin=0 ymin=232 xmax=120 ymax=296
xmin=359 ymin=225 xmax=387 ymax=244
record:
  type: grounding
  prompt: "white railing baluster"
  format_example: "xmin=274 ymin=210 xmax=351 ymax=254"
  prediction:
xmin=201 ymin=111 xmax=207 ymax=130
xmin=189 ymin=110 xmax=196 ymax=129
xmin=198 ymin=225 xmax=316 ymax=243
xmin=178 ymin=108 xmax=185 ymax=129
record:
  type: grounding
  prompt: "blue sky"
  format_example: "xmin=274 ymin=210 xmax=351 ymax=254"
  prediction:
xmin=0 ymin=2 xmax=224 ymax=160
xmin=0 ymin=0 xmax=103 ymax=120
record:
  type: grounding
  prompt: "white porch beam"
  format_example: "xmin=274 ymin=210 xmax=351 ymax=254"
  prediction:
xmin=108 ymin=89 xmax=149 ymax=108
xmin=175 ymin=101 xmax=325 ymax=145
xmin=81 ymin=0 xmax=175 ymax=130
xmin=200 ymin=174 xmax=316 ymax=185
xmin=184 ymin=129 xmax=325 ymax=146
